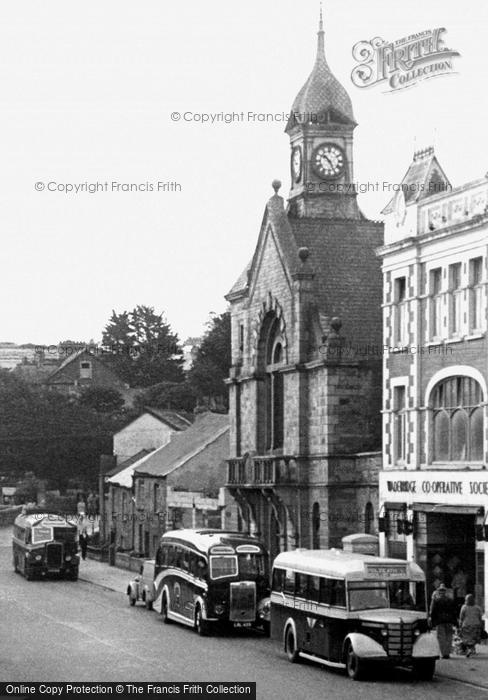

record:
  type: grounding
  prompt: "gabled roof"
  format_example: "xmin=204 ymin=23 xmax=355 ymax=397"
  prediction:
xmin=45 ymin=348 xmax=123 ymax=384
xmin=104 ymin=449 xmax=154 ymax=479
xmin=144 ymin=407 xmax=193 ymax=431
xmin=382 ymin=147 xmax=451 ymax=214
xmin=134 ymin=411 xmax=229 ymax=479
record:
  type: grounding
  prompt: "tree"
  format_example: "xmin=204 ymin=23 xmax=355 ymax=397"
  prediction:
xmin=0 ymin=370 xmax=112 ymax=491
xmin=78 ymin=386 xmax=125 ymax=414
xmin=102 ymin=306 xmax=184 ymax=387
xmin=187 ymin=311 xmax=231 ymax=410
xmin=135 ymin=381 xmax=197 ymax=413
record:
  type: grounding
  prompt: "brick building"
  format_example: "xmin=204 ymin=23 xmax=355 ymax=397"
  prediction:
xmin=377 ymin=147 xmax=488 ymax=611
xmin=225 ymin=17 xmax=383 ymax=560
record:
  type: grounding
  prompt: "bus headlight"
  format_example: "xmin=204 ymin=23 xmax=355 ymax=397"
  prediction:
xmin=414 ymin=628 xmax=421 ymax=636
xmin=35 ymin=555 xmax=42 ymax=561
xmin=380 ymin=629 xmax=388 ymax=637
xmin=214 ymin=604 xmax=225 ymax=615
xmin=65 ymin=555 xmax=72 ymax=561
xmin=258 ymin=601 xmax=270 ymax=618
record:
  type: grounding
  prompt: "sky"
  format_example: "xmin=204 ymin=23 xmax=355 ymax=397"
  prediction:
xmin=1 ymin=0 xmax=487 ymax=345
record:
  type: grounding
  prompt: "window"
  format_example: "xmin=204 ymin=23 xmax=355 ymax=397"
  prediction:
xmin=238 ymin=323 xmax=244 ymax=354
xmin=210 ymin=555 xmax=238 ymax=580
xmin=257 ymin=313 xmax=285 ymax=452
xmin=431 ymin=376 xmax=484 ymax=462
xmin=430 ymin=268 xmax=442 ymax=338
xmin=470 ymin=257 xmax=483 ymax=332
xmin=79 ymin=361 xmax=92 ymax=379
xmin=394 ymin=277 xmax=407 ymax=345
xmin=138 ymin=480 xmax=145 ymax=504
xmin=312 ymin=502 xmax=320 ymax=548
xmin=153 ymin=483 xmax=159 ymax=514
xmin=449 ymin=263 xmax=462 ymax=335
xmin=348 ymin=582 xmax=388 ymax=611
xmin=283 ymin=568 xmax=295 ymax=595
xmin=319 ymin=577 xmax=346 ymax=607
xmin=272 ymin=568 xmax=285 ymax=592
xmin=393 ymin=386 xmax=407 ymax=464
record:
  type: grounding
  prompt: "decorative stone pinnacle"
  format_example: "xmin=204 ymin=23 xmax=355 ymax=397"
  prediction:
xmin=272 ymin=179 xmax=282 ymax=194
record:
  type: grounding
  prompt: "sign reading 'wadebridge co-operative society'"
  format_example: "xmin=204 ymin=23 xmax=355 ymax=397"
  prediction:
xmin=379 ymin=471 xmax=488 ymax=505
xmin=351 ymin=28 xmax=460 ymax=92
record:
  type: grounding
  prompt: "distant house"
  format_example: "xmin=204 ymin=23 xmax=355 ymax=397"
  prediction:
xmin=45 ymin=348 xmax=130 ymax=402
xmin=106 ymin=411 xmax=235 ymax=557
xmin=113 ymin=407 xmax=192 ymax=465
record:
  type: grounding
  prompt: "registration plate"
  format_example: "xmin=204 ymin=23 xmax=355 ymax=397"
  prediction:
xmin=234 ymin=622 xmax=252 ymax=628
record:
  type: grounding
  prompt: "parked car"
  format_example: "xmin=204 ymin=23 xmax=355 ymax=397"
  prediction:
xmin=127 ymin=559 xmax=156 ymax=609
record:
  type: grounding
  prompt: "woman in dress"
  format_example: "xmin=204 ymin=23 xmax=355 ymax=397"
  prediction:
xmin=458 ymin=593 xmax=483 ymax=657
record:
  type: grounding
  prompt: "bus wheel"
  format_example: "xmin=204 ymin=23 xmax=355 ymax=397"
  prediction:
xmin=345 ymin=642 xmax=364 ymax=681
xmin=162 ymin=594 xmax=171 ymax=623
xmin=195 ymin=607 xmax=209 ymax=636
xmin=413 ymin=659 xmax=436 ymax=681
xmin=285 ymin=626 xmax=300 ymax=663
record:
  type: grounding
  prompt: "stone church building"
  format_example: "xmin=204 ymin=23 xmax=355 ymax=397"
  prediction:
xmin=225 ymin=16 xmax=384 ymax=560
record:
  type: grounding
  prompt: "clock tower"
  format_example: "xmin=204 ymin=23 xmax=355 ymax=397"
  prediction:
xmin=286 ymin=11 xmax=359 ymax=219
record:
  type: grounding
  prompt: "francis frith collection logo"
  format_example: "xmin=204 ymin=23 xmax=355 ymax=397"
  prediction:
xmin=351 ymin=27 xmax=460 ymax=92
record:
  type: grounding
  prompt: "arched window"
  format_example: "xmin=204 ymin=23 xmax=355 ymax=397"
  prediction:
xmin=257 ymin=313 xmax=285 ymax=452
xmin=364 ymin=502 xmax=374 ymax=534
xmin=431 ymin=376 xmax=484 ymax=462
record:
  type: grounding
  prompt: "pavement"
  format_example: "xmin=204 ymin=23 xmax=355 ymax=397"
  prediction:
xmin=79 ymin=554 xmax=488 ymax=689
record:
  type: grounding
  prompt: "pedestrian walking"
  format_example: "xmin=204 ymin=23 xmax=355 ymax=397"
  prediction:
xmin=429 ymin=583 xmax=457 ymax=658
xmin=459 ymin=593 xmax=483 ymax=657
xmin=79 ymin=528 xmax=88 ymax=561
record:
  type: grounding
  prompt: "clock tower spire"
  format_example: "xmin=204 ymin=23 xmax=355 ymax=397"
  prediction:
xmin=287 ymin=11 xmax=359 ymax=219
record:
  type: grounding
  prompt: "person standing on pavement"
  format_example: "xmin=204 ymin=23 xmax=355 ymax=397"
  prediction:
xmin=429 ymin=583 xmax=457 ymax=658
xmin=452 ymin=567 xmax=468 ymax=616
xmin=79 ymin=528 xmax=88 ymax=561
xmin=459 ymin=593 xmax=483 ymax=657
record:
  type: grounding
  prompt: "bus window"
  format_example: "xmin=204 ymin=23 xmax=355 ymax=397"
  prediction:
xmin=283 ymin=569 xmax=295 ymax=595
xmin=319 ymin=577 xmax=346 ymax=607
xmin=181 ymin=550 xmax=190 ymax=571
xmin=348 ymin=581 xmax=388 ymax=611
xmin=174 ymin=546 xmax=184 ymax=569
xmin=308 ymin=575 xmax=320 ymax=603
xmin=295 ymin=573 xmax=308 ymax=598
xmin=196 ymin=557 xmax=207 ymax=579
xmin=272 ymin=568 xmax=285 ymax=592
xmin=238 ymin=553 xmax=267 ymax=581
xmin=389 ymin=581 xmax=426 ymax=611
xmin=167 ymin=545 xmax=176 ymax=567
xmin=210 ymin=555 xmax=238 ymax=580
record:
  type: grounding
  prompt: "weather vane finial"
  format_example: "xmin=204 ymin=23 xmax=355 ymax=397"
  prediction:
xmin=319 ymin=2 xmax=323 ymax=32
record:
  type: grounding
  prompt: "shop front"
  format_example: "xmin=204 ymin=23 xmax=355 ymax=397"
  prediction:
xmin=379 ymin=471 xmax=487 ymax=617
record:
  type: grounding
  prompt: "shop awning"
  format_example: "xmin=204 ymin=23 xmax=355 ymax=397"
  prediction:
xmin=411 ymin=503 xmax=483 ymax=515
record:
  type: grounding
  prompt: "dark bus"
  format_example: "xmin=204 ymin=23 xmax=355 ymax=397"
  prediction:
xmin=152 ymin=529 xmax=270 ymax=635
xmin=12 ymin=509 xmax=79 ymax=580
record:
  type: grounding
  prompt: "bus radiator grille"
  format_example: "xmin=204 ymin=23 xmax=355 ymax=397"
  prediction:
xmin=387 ymin=622 xmax=414 ymax=657
xmin=46 ymin=542 xmax=63 ymax=568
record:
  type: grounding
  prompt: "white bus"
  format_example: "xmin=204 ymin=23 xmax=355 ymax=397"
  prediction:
xmin=271 ymin=549 xmax=440 ymax=680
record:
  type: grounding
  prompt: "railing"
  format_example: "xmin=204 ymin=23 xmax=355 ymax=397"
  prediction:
xmin=227 ymin=455 xmax=299 ymax=486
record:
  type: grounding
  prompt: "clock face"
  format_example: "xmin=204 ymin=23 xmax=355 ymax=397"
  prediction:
xmin=291 ymin=146 xmax=302 ymax=182
xmin=313 ymin=143 xmax=345 ymax=178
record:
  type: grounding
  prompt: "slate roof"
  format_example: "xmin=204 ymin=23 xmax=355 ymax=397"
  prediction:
xmin=143 ymin=407 xmax=193 ymax=431
xmin=382 ymin=147 xmax=451 ymax=214
xmin=286 ymin=23 xmax=355 ymax=132
xmin=104 ymin=449 xmax=153 ymax=479
xmin=134 ymin=411 xmax=229 ymax=479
